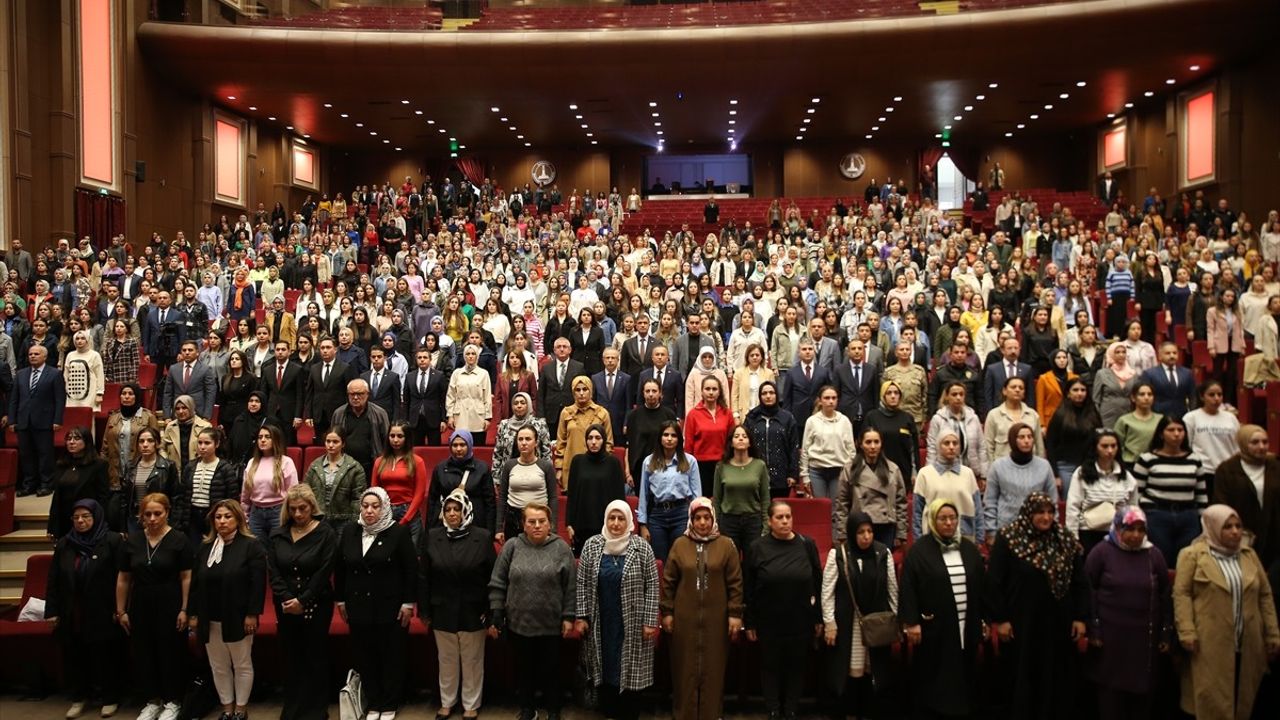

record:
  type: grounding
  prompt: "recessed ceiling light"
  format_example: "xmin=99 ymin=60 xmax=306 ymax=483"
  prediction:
xmin=1106 ymin=113 xmax=1115 ymax=118
xmin=1189 ymin=64 xmax=1200 ymax=71
xmin=795 ymin=135 xmax=803 ymax=140
xmin=427 ymin=119 xmax=435 ymax=124
xmin=414 ymin=110 xmax=422 ymax=116
xmin=268 ymin=116 xmax=276 ymax=121
xmin=1044 ymin=104 xmax=1054 ymax=109
xmin=340 ymin=113 xmax=349 ymax=118
xmin=807 ymin=108 xmax=816 ymax=114
xmin=524 ymin=142 xmax=531 ymax=147
xmin=893 ymin=96 xmax=903 ymax=102
xmin=728 ymin=120 xmax=736 ymax=125
xmin=1125 ymin=102 xmax=1134 ymax=108
xmin=302 ymin=134 xmax=309 ymax=138
xmin=802 ymin=118 xmax=811 ymax=124
xmin=517 ymin=134 xmax=524 ymax=139
xmin=248 ymin=106 xmax=257 ymax=111
xmin=989 ymin=82 xmax=999 ymax=88
xmin=871 ymin=126 xmax=880 ymax=131
xmin=964 ymin=105 xmax=974 ymax=112
xmin=323 ymin=103 xmax=332 ymax=108
xmin=575 ymin=115 xmax=583 ymax=119
xmin=449 ymin=137 xmax=456 ymax=141
xmin=395 ymin=147 xmax=402 ymax=151
xmin=730 ymin=99 xmax=738 ymax=104
xmin=651 ymin=112 xmax=659 ymax=117
xmin=285 ymin=125 xmax=292 ymax=130
xmin=370 ymin=131 xmax=377 ymax=136
xmin=490 ymin=107 xmax=500 ymax=112
xmin=586 ymin=132 xmax=593 ymax=137
xmin=226 ymin=95 xmax=236 ymax=101
xmin=1144 ymin=91 xmax=1154 ymax=97
xmin=975 ymin=95 xmax=985 ymax=101
xmin=383 ymin=139 xmax=390 ymax=144
xmin=954 ymin=115 xmax=962 ymax=121
xmin=1016 ymin=123 xmax=1026 ymax=129
xmin=944 ymin=124 xmax=952 ymax=130
xmin=438 ymin=128 xmax=446 ymax=133
xmin=656 ymin=131 xmax=663 ymax=135
xmin=459 ymin=145 xmax=466 ymax=149
xmin=1029 ymin=113 xmax=1039 ymax=119
xmin=799 ymin=127 xmax=807 ymax=132
xmin=1059 ymin=93 xmax=1069 ymax=99
xmin=885 ymin=107 xmax=894 ymax=112
xmin=500 ymin=117 xmax=508 ymax=122
xmin=401 ymin=100 xmax=409 ymax=105
xmin=878 ymin=117 xmax=887 ymax=122
xmin=569 ymin=104 xmax=578 ymax=110
xmin=649 ymin=101 xmax=658 ymax=107
xmin=1166 ymin=78 xmax=1176 ymax=85
xmin=729 ymin=110 xmax=737 ymax=115
xmin=935 ymin=133 xmax=942 ymax=138
xmin=591 ymin=140 xmax=598 ymax=145
xmin=865 ymin=134 xmax=873 ymax=139
xmin=811 ymin=97 xmax=821 ymax=103
xmin=654 ymin=122 xmax=661 ymax=127
xmin=1005 ymin=132 xmax=1013 ymax=137
xmin=728 ymin=129 xmax=735 ymax=134
xmin=355 ymin=122 xmax=363 ymax=127
xmin=1077 ymin=81 xmax=1087 ymax=87
xmin=581 ymin=124 xmax=588 ymax=129
xmin=508 ymin=126 xmax=516 ymax=131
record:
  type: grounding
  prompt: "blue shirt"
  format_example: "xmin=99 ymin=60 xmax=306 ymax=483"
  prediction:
xmin=637 ymin=454 xmax=701 ymax=524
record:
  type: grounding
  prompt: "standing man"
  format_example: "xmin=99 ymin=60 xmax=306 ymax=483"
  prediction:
xmin=330 ymin=379 xmax=389 ymax=480
xmin=1141 ymin=342 xmax=1196 ymax=419
xmin=162 ymin=341 xmax=217 ymax=419
xmin=305 ymin=337 xmax=356 ymax=442
xmin=10 ymin=346 xmax=65 ymax=496
xmin=620 ymin=313 xmax=658 ymax=379
xmin=982 ymin=338 xmax=1033 ymax=418
xmin=260 ymin=340 xmax=306 ymax=446
xmin=538 ymin=337 xmax=585 ymax=429
xmin=832 ymin=338 xmax=882 ymax=434
xmin=403 ymin=348 xmax=448 ymax=446
xmin=634 ymin=345 xmax=685 ymax=419
xmin=592 ymin=347 xmax=631 ymax=446
xmin=362 ymin=346 xmax=402 ymax=419
xmin=142 ymin=290 xmax=184 ymax=372
xmin=783 ymin=340 xmax=830 ymax=420
xmin=4 ymin=238 xmax=34 ymax=284
xmin=804 ymin=317 xmax=841 ymax=375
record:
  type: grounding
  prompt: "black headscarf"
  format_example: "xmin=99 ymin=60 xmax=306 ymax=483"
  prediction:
xmin=118 ymin=383 xmax=143 ymax=419
xmin=843 ymin=511 xmax=881 ymax=610
xmin=583 ymin=424 xmax=610 ymax=459
xmin=245 ymin=390 xmax=268 ymax=422
xmin=67 ymin=499 xmax=108 ymax=557
xmin=1008 ymin=422 xmax=1035 ymax=466
xmin=750 ymin=380 xmax=780 ymax=418
xmin=945 ymin=306 xmax=963 ymax=330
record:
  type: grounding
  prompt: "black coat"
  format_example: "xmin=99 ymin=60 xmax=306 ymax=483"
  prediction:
xmin=266 ymin=521 xmax=338 ymax=616
xmin=305 ymin=360 xmax=356 ymax=424
xmin=427 ymin=458 xmax=496 ymax=533
xmin=403 ymin=367 xmax=449 ymax=426
xmin=259 ymin=360 xmax=306 ymax=421
xmin=124 ymin=456 xmax=186 ymax=531
xmin=180 ymin=458 xmax=240 ymax=517
xmin=418 ymin=525 xmax=496 ymax=633
xmin=190 ymin=536 xmax=268 ymax=643
xmin=334 ymin=523 xmax=418 ymax=625
xmin=569 ymin=327 xmax=606 ymax=376
xmin=538 ymin=358 xmax=585 ymax=429
xmin=47 ymin=459 xmax=110 ymax=538
xmin=46 ymin=532 xmax=126 ymax=643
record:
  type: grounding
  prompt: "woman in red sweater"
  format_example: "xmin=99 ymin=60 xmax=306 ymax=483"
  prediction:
xmin=371 ymin=422 xmax=428 ymax=547
xmin=684 ymin=374 xmax=736 ymax=498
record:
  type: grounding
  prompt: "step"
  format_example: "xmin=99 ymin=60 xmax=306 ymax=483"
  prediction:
xmin=15 ymin=514 xmax=47 ymax=533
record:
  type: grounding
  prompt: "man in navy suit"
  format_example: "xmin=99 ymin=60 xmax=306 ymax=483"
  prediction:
xmin=783 ymin=340 xmax=830 ymax=420
xmin=592 ymin=347 xmax=632 ymax=446
xmin=162 ymin=341 xmax=218 ymax=419
xmin=832 ymin=338 xmax=882 ymax=433
xmin=361 ymin=346 xmax=403 ymax=419
xmin=142 ymin=289 xmax=185 ymax=370
xmin=635 ymin=345 xmax=685 ymax=419
xmin=982 ymin=337 xmax=1034 ymax=418
xmin=539 ymin=336 xmax=587 ymax=428
xmin=9 ymin=346 xmax=65 ymax=496
xmin=403 ymin=348 xmax=449 ymax=446
xmin=1142 ymin=342 xmax=1196 ymax=418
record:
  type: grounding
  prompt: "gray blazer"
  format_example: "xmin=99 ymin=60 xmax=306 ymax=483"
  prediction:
xmin=162 ymin=360 xmax=218 ymax=418
xmin=669 ymin=332 xmax=720 ymax=376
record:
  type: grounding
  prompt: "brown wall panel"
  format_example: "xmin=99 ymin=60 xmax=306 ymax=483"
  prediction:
xmin=780 ymin=142 xmax=917 ymax=199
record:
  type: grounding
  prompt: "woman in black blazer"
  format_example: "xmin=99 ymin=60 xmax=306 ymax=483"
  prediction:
xmin=268 ymin=485 xmax=339 ymax=720
xmin=188 ymin=499 xmax=267 ymax=720
xmin=45 ymin=499 xmax=126 ymax=719
xmin=419 ymin=488 xmax=496 ymax=720
xmin=335 ymin=487 xmax=419 ymax=718
xmin=46 ymin=427 xmax=110 ymax=539
xmin=570 ymin=307 xmax=606 ymax=376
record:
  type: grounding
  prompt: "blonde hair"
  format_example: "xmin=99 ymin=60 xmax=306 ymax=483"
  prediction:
xmin=280 ymin=484 xmax=321 ymax=526
xmin=202 ymin=499 xmax=255 ymax=543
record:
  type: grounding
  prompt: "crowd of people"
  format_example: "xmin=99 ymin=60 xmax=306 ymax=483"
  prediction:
xmin=3 ymin=173 xmax=1280 ymax=720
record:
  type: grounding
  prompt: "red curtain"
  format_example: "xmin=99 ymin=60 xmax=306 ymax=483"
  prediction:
xmin=75 ymin=188 xmax=126 ymax=247
xmin=946 ymin=146 xmax=982 ymax=184
xmin=454 ymin=157 xmax=485 ymax=187
xmin=918 ymin=147 xmax=945 ymax=183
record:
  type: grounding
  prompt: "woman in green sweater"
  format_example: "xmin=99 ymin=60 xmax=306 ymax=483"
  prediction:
xmin=1114 ymin=381 xmax=1163 ymax=466
xmin=713 ymin=425 xmax=771 ymax=554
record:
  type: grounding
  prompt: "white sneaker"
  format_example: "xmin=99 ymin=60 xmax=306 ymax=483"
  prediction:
xmin=67 ymin=702 xmax=86 ymax=719
xmin=136 ymin=704 xmax=162 ymax=720
xmin=101 ymin=705 xmax=119 ymax=718
xmin=366 ymin=713 xmax=380 ymax=720
xmin=382 ymin=713 xmax=397 ymax=720
xmin=157 ymin=703 xmax=181 ymax=720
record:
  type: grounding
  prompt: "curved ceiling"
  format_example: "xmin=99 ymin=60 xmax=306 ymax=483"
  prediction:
xmin=137 ymin=0 xmax=1274 ymax=152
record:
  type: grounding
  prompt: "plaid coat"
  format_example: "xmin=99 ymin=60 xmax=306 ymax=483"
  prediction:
xmin=575 ymin=533 xmax=660 ymax=691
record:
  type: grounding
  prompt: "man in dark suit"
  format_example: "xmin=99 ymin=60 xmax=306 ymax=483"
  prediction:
xmin=362 ymin=346 xmax=402 ymax=419
xmin=982 ymin=337 xmax=1034 ymax=418
xmin=1098 ymin=171 xmax=1119 ymax=205
xmin=832 ymin=338 xmax=882 ymax=433
xmin=0 ymin=357 xmax=10 ymax=447
xmin=783 ymin=340 xmax=830 ymax=420
xmin=305 ymin=336 xmax=356 ymax=442
xmin=9 ymin=345 xmax=65 ymax=496
xmin=620 ymin=314 xmax=659 ymax=378
xmin=403 ymin=348 xmax=449 ymax=446
xmin=929 ymin=344 xmax=981 ymax=416
xmin=259 ymin=341 xmax=305 ymax=446
xmin=592 ymin=348 xmax=632 ymax=446
xmin=162 ymin=340 xmax=218 ymax=419
xmin=142 ymin=289 xmax=184 ymax=371
xmin=1141 ymin=342 xmax=1196 ymax=419
xmin=634 ymin=344 xmax=685 ymax=419
xmin=539 ymin=336 xmax=586 ymax=428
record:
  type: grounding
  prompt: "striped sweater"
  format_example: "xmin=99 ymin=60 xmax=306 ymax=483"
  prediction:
xmin=1131 ymin=452 xmax=1209 ymax=508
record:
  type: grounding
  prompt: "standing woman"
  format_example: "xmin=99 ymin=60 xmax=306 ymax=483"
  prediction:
xmin=46 ymin=427 xmax=109 ymax=539
xmin=1093 ymin=342 xmax=1137 ymax=430
xmin=335 ymin=488 xmax=418 ymax=720
xmin=188 ymin=500 xmax=267 ymax=720
xmin=369 ymin=423 xmax=425 ymax=542
xmin=573 ymin=500 xmax=660 ymax=720
xmin=1115 ymin=382 xmax=1163 ymax=466
xmin=661 ymin=498 xmax=744 ymax=720
xmin=496 ymin=426 xmax=559 ymax=545
xmin=1182 ymin=380 xmax=1239 ymax=476
xmin=984 ymin=423 xmax=1058 ymax=540
xmin=101 ymin=384 xmax=159 ymax=524
xmin=266 ymin=485 xmax=338 ymax=720
xmin=712 ymin=425 xmax=770 ymax=553
xmin=800 ymin=386 xmax=858 ymax=499
xmin=1173 ymin=505 xmax=1280 ymax=720
xmin=1206 ymin=288 xmax=1246 ymax=406
xmin=862 ymin=380 xmax=920 ymax=483
xmin=62 ymin=330 xmax=105 ymax=414
xmin=103 ymin=319 xmax=140 ymax=384
xmin=986 ymin=493 xmax=1088 ymax=719
xmin=420 ymin=488 xmax=496 ymax=720
xmin=183 ymin=427 xmax=240 ymax=543
xmin=743 ymin=500 xmax=823 ymax=720
xmin=1035 ymin=349 xmax=1077 ymax=431
xmin=565 ymin=424 xmax=626 ymax=554
xmin=446 ymin=344 xmax=493 ymax=435
xmin=124 ymin=428 xmax=185 ymax=536
xmin=742 ymin=382 xmax=801 ymax=499
xmin=492 ymin=352 xmax=539 ymax=425
xmin=487 ymin=502 xmax=577 ymax=720
xmin=984 ymin=377 xmax=1044 ymax=461
xmin=556 ymin=375 xmax=613 ymax=489
xmin=1132 ymin=415 xmax=1211 ymax=568
xmin=1084 ymin=507 xmax=1172 ymax=720
xmin=114 ymin=493 xmax=193 ymax=720
xmin=730 ymin=344 xmax=776 ymax=422
xmin=821 ymin=511 xmax=898 ymax=720
xmin=898 ymin=499 xmax=988 ymax=720
xmin=1103 ymin=254 xmax=1134 ymax=340
xmin=1045 ymin=379 xmax=1102 ymax=497
xmin=218 ymin=351 xmax=258 ymax=432
xmin=1064 ymin=430 xmax=1139 ymax=552
xmin=45 ymin=500 xmax=126 ymax=720
xmin=1021 ymin=306 xmax=1060 ymax=381
xmin=240 ymin=424 xmax=299 ymax=540
xmin=490 ymin=392 xmax=552 ymax=478
xmin=570 ymin=307 xmax=606 ymax=376
xmin=303 ymin=427 xmax=367 ymax=536
xmin=683 ymin=375 xmax=735 ymax=499
xmin=427 ymin=429 xmax=496 ymax=533
xmin=833 ymin=428 xmax=908 ymax=547
xmin=637 ymin=421 xmax=702 ymax=562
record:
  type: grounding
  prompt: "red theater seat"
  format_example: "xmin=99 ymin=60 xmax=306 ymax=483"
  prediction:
xmin=303 ymin=445 xmax=326 ymax=472
xmin=790 ymin=497 xmax=833 ymax=557
xmin=286 ymin=446 xmax=303 ymax=474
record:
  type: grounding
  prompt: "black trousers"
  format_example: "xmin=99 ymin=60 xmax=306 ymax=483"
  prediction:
xmin=349 ymin=621 xmax=408 ymax=712
xmin=410 ymin=415 xmax=442 ymax=447
xmin=131 ymin=619 xmax=188 ymax=703
xmin=698 ymin=459 xmax=719 ymax=498
xmin=720 ymin=512 xmax=762 ymax=555
xmin=759 ymin=632 xmax=809 ymax=716
xmin=509 ymin=632 xmax=563 ymax=712
xmin=599 ymin=684 xmax=640 ymax=720
xmin=64 ymin=635 xmax=124 ymax=704
xmin=17 ymin=428 xmax=55 ymax=492
xmin=278 ymin=608 xmax=333 ymax=720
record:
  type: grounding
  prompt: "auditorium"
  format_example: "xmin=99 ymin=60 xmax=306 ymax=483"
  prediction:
xmin=2 ymin=1 xmax=1279 ymax=719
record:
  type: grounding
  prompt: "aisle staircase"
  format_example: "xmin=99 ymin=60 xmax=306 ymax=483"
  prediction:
xmin=0 ymin=495 xmax=52 ymax=609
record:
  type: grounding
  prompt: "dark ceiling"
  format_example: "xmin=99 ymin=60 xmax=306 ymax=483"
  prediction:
xmin=137 ymin=0 xmax=1275 ymax=153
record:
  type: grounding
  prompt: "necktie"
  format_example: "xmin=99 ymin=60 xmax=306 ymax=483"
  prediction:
xmin=853 ymin=364 xmax=861 ymax=391
xmin=805 ymin=364 xmax=812 ymax=381
xmin=161 ymin=309 xmax=167 ymax=324
xmin=1168 ymin=367 xmax=1177 ymax=388
xmin=656 ymin=369 xmax=663 ymax=387
xmin=419 ymin=370 xmax=427 ymax=395
xmin=371 ymin=371 xmax=380 ymax=395
xmin=277 ymin=364 xmax=285 ymax=387
xmin=323 ymin=363 xmax=331 ymax=385
xmin=30 ymin=368 xmax=40 ymax=391
xmin=184 ymin=364 xmax=192 ymax=386
xmin=559 ymin=362 xmax=566 ymax=386
xmin=607 ymin=372 xmax=614 ymax=397
xmin=1007 ymin=362 xmax=1015 ymax=379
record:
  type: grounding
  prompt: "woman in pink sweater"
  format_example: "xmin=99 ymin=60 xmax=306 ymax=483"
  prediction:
xmin=241 ymin=423 xmax=299 ymax=539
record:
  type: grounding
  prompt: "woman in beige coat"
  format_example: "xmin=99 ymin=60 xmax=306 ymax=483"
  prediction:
xmin=1173 ymin=504 xmax=1280 ymax=720
xmin=730 ymin=344 xmax=775 ymax=422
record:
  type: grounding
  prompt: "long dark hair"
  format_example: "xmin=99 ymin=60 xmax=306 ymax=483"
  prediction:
xmin=720 ymin=424 xmax=759 ymax=463
xmin=1078 ymin=429 xmax=1120 ymax=486
xmin=1052 ymin=379 xmax=1101 ymax=435
xmin=848 ymin=427 xmax=892 ymax=486
xmin=1150 ymin=415 xmax=1192 ymax=454
xmin=647 ymin=420 xmax=690 ymax=473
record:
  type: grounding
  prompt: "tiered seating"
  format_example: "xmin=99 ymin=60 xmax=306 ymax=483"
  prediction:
xmin=964 ymin=188 xmax=1108 ymax=232
xmin=622 ymin=196 xmax=842 ymax=239
xmin=250 ymin=6 xmax=443 ymax=31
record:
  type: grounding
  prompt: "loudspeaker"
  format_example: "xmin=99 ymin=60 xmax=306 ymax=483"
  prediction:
xmin=135 ymin=160 xmax=146 ymax=182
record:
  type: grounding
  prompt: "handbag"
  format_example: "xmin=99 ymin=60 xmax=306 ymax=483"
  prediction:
xmin=841 ymin=547 xmax=899 ymax=648
xmin=1082 ymin=501 xmax=1117 ymax=531
xmin=338 ymin=669 xmax=365 ymax=720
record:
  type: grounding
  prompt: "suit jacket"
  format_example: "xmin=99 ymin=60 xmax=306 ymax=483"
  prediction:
xmin=592 ymin=369 xmax=632 ymax=445
xmin=142 ymin=306 xmax=187 ymax=360
xmin=982 ymin=359 xmax=1034 ymax=416
xmin=1213 ymin=456 xmax=1280 ymax=567
xmin=361 ymin=368 xmax=402 ymax=418
xmin=264 ymin=311 xmax=298 ymax=350
xmin=1140 ymin=364 xmax=1196 ymax=419
xmin=783 ymin=363 xmax=830 ymax=419
xmin=9 ymin=364 xmax=66 ymax=430
xmin=832 ymin=358 xmax=882 ymax=424
xmin=258 ymin=360 xmax=306 ymax=421
xmin=305 ymin=360 xmax=357 ymax=424
xmin=1205 ymin=307 xmax=1247 ymax=355
xmin=334 ymin=523 xmax=418 ymax=624
xmin=808 ymin=335 xmax=842 ymax=375
xmin=669 ymin=332 xmax=719 ymax=376
xmin=620 ymin=333 xmax=659 ymax=378
xmin=538 ymin=357 xmax=586 ymax=427
xmin=163 ymin=360 xmax=218 ymax=418
xmin=1098 ymin=177 xmax=1119 ymax=204
xmin=570 ymin=326 xmax=607 ymax=376
xmin=403 ymin=366 xmax=449 ymax=426
xmin=635 ymin=365 xmax=685 ymax=418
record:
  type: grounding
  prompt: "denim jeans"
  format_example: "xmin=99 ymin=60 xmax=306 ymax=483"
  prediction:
xmin=644 ymin=501 xmax=690 ymax=562
xmin=391 ymin=502 xmax=423 ymax=549
xmin=808 ymin=467 xmax=841 ymax=499
xmin=1144 ymin=506 xmax=1201 ymax=564
xmin=1056 ymin=461 xmax=1079 ymax=497
xmin=248 ymin=504 xmax=282 ymax=541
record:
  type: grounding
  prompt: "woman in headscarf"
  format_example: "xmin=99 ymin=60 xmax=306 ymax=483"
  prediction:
xmin=862 ymin=380 xmax=921 ymax=481
xmin=566 ymin=424 xmax=626 ymax=555
xmin=335 ymin=487 xmax=418 ymax=719
xmin=496 ymin=425 xmax=559 ymax=546
xmin=987 ymin=493 xmax=1088 ymax=719
xmin=101 ymin=383 xmax=160 ymax=526
xmin=427 ymin=429 xmax=496 ymax=533
xmin=226 ymin=391 xmax=281 ymax=467
xmin=420 ymin=488 xmax=496 ymax=720
xmin=46 ymin=426 xmax=109 ymax=539
xmin=45 ymin=499 xmax=126 ymax=720
xmin=1174 ymin=504 xmax=1280 ymax=720
xmin=1084 ymin=507 xmax=1172 ymax=720
xmin=491 ymin=391 xmax=552 ymax=475
xmin=683 ymin=346 xmax=729 ymax=420
xmin=821 ymin=511 xmax=898 ymax=720
xmin=984 ymin=423 xmax=1058 ymax=540
xmin=914 ymin=427 xmax=985 ymax=543
xmin=1035 ymin=348 xmax=1077 ymax=430
xmin=188 ymin=499 xmax=267 ymax=720
xmin=555 ymin=375 xmax=613 ymax=489
xmin=573 ymin=500 xmax=660 ymax=720
xmin=660 ymin=498 xmax=744 ymax=720
xmin=61 ymin=329 xmax=104 ymax=413
xmin=1093 ymin=341 xmax=1137 ymax=430
xmin=742 ymin=381 xmax=801 ymax=499
xmin=833 ymin=427 xmax=908 ymax=548
xmin=930 ymin=306 xmax=964 ymax=364
xmin=899 ymin=499 xmax=988 ymax=719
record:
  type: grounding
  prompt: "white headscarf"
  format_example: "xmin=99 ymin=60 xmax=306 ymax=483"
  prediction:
xmin=358 ymin=487 xmax=395 ymax=537
xmin=601 ymin=499 xmax=634 ymax=556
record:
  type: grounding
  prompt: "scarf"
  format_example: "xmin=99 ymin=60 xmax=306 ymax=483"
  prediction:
xmin=448 ymin=428 xmax=475 ymax=464
xmin=1007 ymin=422 xmax=1034 ymax=465
xmin=878 ymin=380 xmax=903 ymax=415
xmin=926 ymin=498 xmax=961 ymax=549
xmin=441 ymin=487 xmax=474 ymax=540
xmin=1001 ymin=493 xmax=1081 ymax=600
xmin=945 ymin=306 xmax=962 ymax=330
xmin=843 ymin=511 xmax=880 ymax=610
xmin=602 ymin=499 xmax=634 ymax=556
xmin=359 ymin=487 xmax=396 ymax=538
xmin=1107 ymin=506 xmax=1153 ymax=551
xmin=232 ymin=276 xmax=251 ymax=311
xmin=507 ymin=392 xmax=536 ymax=429
xmin=67 ymin=499 xmax=107 ymax=556
xmin=1105 ymin=342 xmax=1135 ymax=383
xmin=118 ymin=383 xmax=143 ymax=419
xmin=1200 ymin=504 xmax=1242 ymax=556
xmin=684 ymin=496 xmax=721 ymax=542
xmin=751 ymin=381 xmax=780 ymax=418
xmin=206 ymin=534 xmax=230 ymax=568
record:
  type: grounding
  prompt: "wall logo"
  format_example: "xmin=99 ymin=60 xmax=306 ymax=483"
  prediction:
xmin=839 ymin=153 xmax=867 ymax=180
xmin=531 ymin=161 xmax=557 ymax=186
